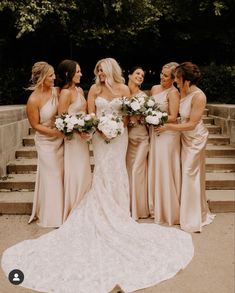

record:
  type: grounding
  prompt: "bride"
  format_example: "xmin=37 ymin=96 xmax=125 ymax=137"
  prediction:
xmin=1 ymin=58 xmax=194 ymax=293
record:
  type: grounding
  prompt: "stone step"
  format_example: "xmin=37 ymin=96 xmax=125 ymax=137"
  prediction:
xmin=207 ymin=134 xmax=230 ymax=145
xmin=6 ymin=156 xmax=234 ymax=174
xmin=206 ymin=125 xmax=221 ymax=134
xmin=16 ymin=146 xmax=37 ymax=158
xmin=203 ymin=117 xmax=214 ymax=124
xmin=205 ymin=145 xmax=235 ymax=157
xmin=203 ymin=108 xmax=209 ymax=116
xmin=0 ymin=189 xmax=233 ymax=215
xmin=206 ymin=172 xmax=235 ymax=189
xmin=1 ymin=172 xmax=234 ymax=191
xmin=29 ymin=128 xmax=35 ymax=135
xmin=0 ymin=191 xmax=33 ymax=214
xmin=0 ymin=174 xmax=35 ymax=190
xmin=205 ymin=158 xmax=235 ymax=172
xmin=23 ymin=135 xmax=35 ymax=146
xmin=7 ymin=158 xmax=38 ymax=173
xmin=207 ymin=190 xmax=235 ymax=213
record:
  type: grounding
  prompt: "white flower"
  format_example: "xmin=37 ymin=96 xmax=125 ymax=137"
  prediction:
xmin=77 ymin=118 xmax=85 ymax=126
xmin=55 ymin=118 xmax=64 ymax=131
xmin=70 ymin=115 xmax=79 ymax=125
xmin=146 ymin=115 xmax=160 ymax=125
xmin=147 ymin=99 xmax=155 ymax=107
xmin=130 ymin=101 xmax=141 ymax=111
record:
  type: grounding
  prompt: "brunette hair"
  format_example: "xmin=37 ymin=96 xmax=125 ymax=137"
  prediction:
xmin=56 ymin=59 xmax=79 ymax=88
xmin=175 ymin=62 xmax=201 ymax=85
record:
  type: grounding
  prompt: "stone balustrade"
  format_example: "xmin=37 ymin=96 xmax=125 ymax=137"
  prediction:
xmin=0 ymin=105 xmax=30 ymax=176
xmin=207 ymin=103 xmax=235 ymax=146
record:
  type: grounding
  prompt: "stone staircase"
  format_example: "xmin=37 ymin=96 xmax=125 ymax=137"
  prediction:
xmin=0 ymin=109 xmax=234 ymax=214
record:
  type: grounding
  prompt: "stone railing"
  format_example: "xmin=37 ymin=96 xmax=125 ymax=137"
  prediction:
xmin=207 ymin=103 xmax=235 ymax=145
xmin=0 ymin=105 xmax=30 ymax=177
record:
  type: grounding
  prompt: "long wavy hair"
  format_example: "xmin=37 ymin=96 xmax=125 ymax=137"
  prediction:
xmin=27 ymin=61 xmax=53 ymax=91
xmin=94 ymin=58 xmax=125 ymax=95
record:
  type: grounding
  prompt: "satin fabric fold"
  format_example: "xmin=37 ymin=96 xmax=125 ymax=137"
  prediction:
xmin=180 ymin=91 xmax=215 ymax=232
xmin=28 ymin=89 xmax=64 ymax=228
xmin=63 ymin=91 xmax=92 ymax=222
xmin=148 ymin=88 xmax=181 ymax=225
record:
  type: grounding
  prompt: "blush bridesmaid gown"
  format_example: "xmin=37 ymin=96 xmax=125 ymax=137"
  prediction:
xmin=28 ymin=88 xmax=64 ymax=228
xmin=126 ymin=91 xmax=150 ymax=220
xmin=63 ymin=89 xmax=92 ymax=222
xmin=148 ymin=87 xmax=181 ymax=225
xmin=179 ymin=90 xmax=215 ymax=232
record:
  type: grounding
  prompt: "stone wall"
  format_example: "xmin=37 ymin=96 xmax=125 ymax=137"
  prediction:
xmin=0 ymin=105 xmax=30 ymax=177
xmin=207 ymin=103 xmax=235 ymax=145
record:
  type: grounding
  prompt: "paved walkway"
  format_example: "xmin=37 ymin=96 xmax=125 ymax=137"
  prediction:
xmin=0 ymin=213 xmax=234 ymax=293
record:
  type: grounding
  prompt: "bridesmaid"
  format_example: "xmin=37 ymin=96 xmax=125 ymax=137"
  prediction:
xmin=156 ymin=61 xmax=215 ymax=232
xmin=27 ymin=61 xmax=64 ymax=228
xmin=148 ymin=62 xmax=181 ymax=226
xmin=126 ymin=66 xmax=150 ymax=220
xmin=57 ymin=59 xmax=92 ymax=222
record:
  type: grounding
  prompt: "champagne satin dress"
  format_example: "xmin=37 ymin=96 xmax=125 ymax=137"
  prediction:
xmin=148 ymin=87 xmax=181 ymax=225
xmin=28 ymin=88 xmax=64 ymax=228
xmin=180 ymin=91 xmax=215 ymax=232
xmin=63 ymin=90 xmax=92 ymax=222
xmin=126 ymin=92 xmax=150 ymax=220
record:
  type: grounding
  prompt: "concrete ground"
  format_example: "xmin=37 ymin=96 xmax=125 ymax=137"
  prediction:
xmin=0 ymin=213 xmax=234 ymax=293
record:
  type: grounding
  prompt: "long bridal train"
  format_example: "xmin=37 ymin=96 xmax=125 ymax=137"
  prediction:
xmin=1 ymin=97 xmax=194 ymax=293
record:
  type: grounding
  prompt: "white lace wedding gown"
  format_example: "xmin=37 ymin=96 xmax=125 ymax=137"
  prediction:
xmin=1 ymin=97 xmax=194 ymax=293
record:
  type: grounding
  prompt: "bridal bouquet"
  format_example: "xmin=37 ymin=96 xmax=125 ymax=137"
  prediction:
xmin=97 ymin=112 xmax=124 ymax=143
xmin=55 ymin=113 xmax=78 ymax=139
xmin=122 ymin=95 xmax=149 ymax=116
xmin=73 ymin=113 xmax=98 ymax=134
xmin=143 ymin=108 xmax=168 ymax=126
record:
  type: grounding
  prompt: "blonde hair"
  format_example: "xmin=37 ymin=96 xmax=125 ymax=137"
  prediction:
xmin=94 ymin=58 xmax=125 ymax=94
xmin=163 ymin=62 xmax=179 ymax=79
xmin=27 ymin=61 xmax=54 ymax=90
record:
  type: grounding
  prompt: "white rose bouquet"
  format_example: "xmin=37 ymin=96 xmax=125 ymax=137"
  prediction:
xmin=55 ymin=113 xmax=79 ymax=139
xmin=97 ymin=112 xmax=124 ymax=143
xmin=73 ymin=112 xmax=99 ymax=143
xmin=143 ymin=108 xmax=168 ymax=126
xmin=122 ymin=95 xmax=149 ymax=116
xmin=73 ymin=113 xmax=98 ymax=134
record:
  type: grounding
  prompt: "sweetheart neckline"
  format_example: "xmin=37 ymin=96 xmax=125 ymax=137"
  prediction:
xmin=96 ymin=96 xmax=122 ymax=103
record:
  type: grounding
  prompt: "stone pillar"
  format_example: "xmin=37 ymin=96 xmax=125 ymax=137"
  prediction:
xmin=0 ymin=105 xmax=30 ymax=177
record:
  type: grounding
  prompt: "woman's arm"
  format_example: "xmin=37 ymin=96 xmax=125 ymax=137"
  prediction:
xmin=58 ymin=89 xmax=71 ymax=114
xmin=26 ymin=97 xmax=63 ymax=137
xmin=167 ymin=90 xmax=180 ymax=123
xmin=87 ymin=85 xmax=97 ymax=114
xmin=156 ymin=92 xmax=206 ymax=133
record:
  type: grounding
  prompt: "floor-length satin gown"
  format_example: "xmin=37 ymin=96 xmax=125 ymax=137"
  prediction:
xmin=1 ymin=96 xmax=194 ymax=293
xmin=180 ymin=91 xmax=215 ymax=232
xmin=126 ymin=92 xmax=150 ymax=220
xmin=148 ymin=87 xmax=181 ymax=225
xmin=28 ymin=88 xmax=64 ymax=228
xmin=63 ymin=90 xmax=92 ymax=222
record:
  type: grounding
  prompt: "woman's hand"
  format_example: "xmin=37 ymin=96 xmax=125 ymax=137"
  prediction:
xmin=154 ymin=124 xmax=168 ymax=135
xmin=77 ymin=132 xmax=92 ymax=141
xmin=129 ymin=115 xmax=141 ymax=126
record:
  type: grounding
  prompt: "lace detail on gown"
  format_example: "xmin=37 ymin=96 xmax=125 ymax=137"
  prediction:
xmin=1 ymin=97 xmax=194 ymax=293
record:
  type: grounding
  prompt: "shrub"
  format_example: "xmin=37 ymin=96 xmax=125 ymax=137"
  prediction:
xmin=199 ymin=64 xmax=235 ymax=104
